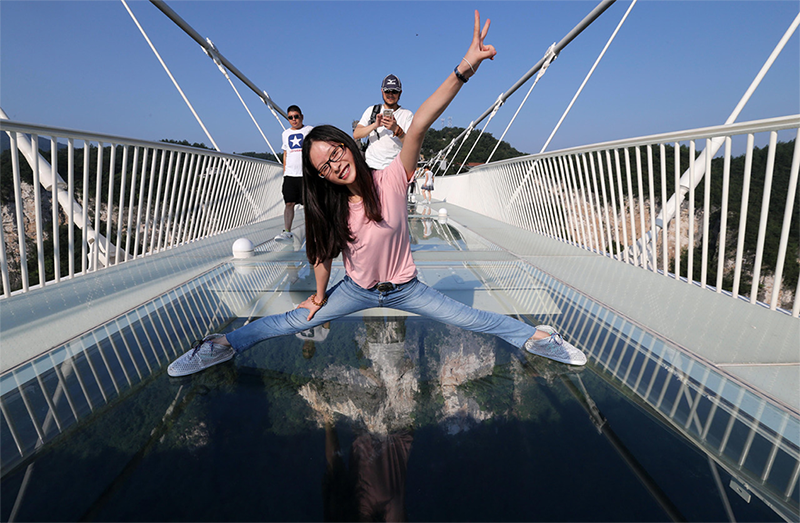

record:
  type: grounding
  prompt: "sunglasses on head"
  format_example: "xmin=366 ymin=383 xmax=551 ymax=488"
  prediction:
xmin=288 ymin=114 xmax=302 ymax=120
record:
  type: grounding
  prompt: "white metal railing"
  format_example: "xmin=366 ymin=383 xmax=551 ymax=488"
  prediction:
xmin=0 ymin=259 xmax=288 ymax=474
xmin=0 ymin=119 xmax=284 ymax=298
xmin=435 ymin=115 xmax=800 ymax=317
xmin=533 ymin=267 xmax=800 ymax=521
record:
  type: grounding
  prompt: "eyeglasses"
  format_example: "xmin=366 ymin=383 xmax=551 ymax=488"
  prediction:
xmin=318 ymin=143 xmax=346 ymax=179
xmin=383 ymin=90 xmax=401 ymax=95
xmin=287 ymin=114 xmax=302 ymax=120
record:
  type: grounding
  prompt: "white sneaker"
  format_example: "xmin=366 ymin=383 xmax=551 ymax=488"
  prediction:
xmin=524 ymin=325 xmax=587 ymax=366
xmin=274 ymin=230 xmax=293 ymax=241
xmin=168 ymin=334 xmax=235 ymax=377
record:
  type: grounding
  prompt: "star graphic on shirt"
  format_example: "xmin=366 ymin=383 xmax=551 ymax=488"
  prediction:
xmin=289 ymin=133 xmax=304 ymax=149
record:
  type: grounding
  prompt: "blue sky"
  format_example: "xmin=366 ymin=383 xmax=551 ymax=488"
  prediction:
xmin=1 ymin=1 xmax=798 ymax=156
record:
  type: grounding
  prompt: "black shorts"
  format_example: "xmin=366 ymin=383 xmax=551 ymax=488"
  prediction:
xmin=282 ymin=176 xmax=303 ymax=204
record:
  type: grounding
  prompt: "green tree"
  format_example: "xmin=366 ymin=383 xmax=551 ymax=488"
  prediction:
xmin=421 ymin=126 xmax=527 ymax=175
xmin=159 ymin=139 xmax=210 ymax=149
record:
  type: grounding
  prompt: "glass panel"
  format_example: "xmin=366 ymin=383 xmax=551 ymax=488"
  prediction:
xmin=1 ymin=221 xmax=796 ymax=521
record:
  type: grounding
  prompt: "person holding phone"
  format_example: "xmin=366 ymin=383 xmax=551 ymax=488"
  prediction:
xmin=353 ymin=74 xmax=414 ymax=170
xmin=167 ymin=11 xmax=587 ymax=378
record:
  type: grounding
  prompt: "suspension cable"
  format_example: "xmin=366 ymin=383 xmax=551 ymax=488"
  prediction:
xmin=431 ymin=139 xmax=456 ymax=176
xmin=456 ymin=94 xmax=506 ymax=175
xmin=436 ymin=139 xmax=457 ymax=174
xmin=205 ymin=38 xmax=282 ymax=161
xmin=432 ymin=0 xmax=617 ymax=165
xmin=150 ymin=0 xmax=288 ymax=163
xmin=540 ymin=0 xmax=638 ymax=154
xmin=122 ymin=0 xmax=221 ymax=151
xmin=634 ymin=10 xmax=800 ymax=263
xmin=486 ymin=43 xmax=558 ymax=164
xmin=122 ymin=0 xmax=261 ymax=216
xmin=442 ymin=124 xmax=474 ymax=176
xmin=149 ymin=0 xmax=287 ymax=120
xmin=261 ymin=89 xmax=287 ymax=132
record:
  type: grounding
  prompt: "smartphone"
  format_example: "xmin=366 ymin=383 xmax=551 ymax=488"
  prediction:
xmin=382 ymin=109 xmax=394 ymax=119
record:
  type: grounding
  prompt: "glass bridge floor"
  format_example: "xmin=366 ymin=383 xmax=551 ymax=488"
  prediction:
xmin=1 ymin=207 xmax=798 ymax=522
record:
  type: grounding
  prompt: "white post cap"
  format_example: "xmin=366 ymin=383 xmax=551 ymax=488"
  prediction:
xmin=232 ymin=238 xmax=254 ymax=258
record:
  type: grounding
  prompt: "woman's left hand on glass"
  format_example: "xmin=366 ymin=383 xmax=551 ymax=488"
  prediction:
xmin=298 ymin=295 xmax=323 ymax=321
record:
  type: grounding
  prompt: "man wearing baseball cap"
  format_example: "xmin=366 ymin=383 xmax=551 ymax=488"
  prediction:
xmin=353 ymin=74 xmax=415 ymax=170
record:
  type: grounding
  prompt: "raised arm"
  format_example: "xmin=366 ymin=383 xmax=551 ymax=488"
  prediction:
xmin=399 ymin=10 xmax=497 ymax=179
xmin=353 ymin=116 xmax=381 ymax=140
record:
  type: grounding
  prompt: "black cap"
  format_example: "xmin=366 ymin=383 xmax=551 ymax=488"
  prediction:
xmin=381 ymin=74 xmax=402 ymax=92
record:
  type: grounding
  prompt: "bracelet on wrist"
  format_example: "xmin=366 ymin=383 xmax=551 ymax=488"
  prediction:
xmin=461 ymin=57 xmax=476 ymax=73
xmin=453 ymin=66 xmax=469 ymax=83
xmin=310 ymin=294 xmax=327 ymax=307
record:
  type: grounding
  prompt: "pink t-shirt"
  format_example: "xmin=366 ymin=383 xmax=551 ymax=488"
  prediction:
xmin=343 ymin=155 xmax=416 ymax=289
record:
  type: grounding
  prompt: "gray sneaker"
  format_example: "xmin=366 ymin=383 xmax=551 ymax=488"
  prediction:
xmin=168 ymin=334 xmax=235 ymax=377
xmin=524 ymin=325 xmax=587 ymax=366
xmin=274 ymin=230 xmax=293 ymax=241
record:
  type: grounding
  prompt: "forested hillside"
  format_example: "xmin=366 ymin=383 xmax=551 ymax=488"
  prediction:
xmin=686 ymin=139 xmax=798 ymax=301
xmin=421 ymin=126 xmax=526 ymax=174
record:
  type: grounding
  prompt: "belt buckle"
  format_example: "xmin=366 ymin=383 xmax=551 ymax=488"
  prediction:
xmin=376 ymin=282 xmax=394 ymax=292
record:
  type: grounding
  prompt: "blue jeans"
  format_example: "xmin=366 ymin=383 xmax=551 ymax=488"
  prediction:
xmin=226 ymin=275 xmax=537 ymax=352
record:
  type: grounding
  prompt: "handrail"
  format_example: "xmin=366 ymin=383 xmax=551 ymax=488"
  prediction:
xmin=0 ymin=119 xmax=284 ymax=298
xmin=0 ymin=119 xmax=277 ymax=161
xmin=435 ymin=115 xmax=800 ymax=317
xmin=467 ymin=115 xmax=800 ymax=170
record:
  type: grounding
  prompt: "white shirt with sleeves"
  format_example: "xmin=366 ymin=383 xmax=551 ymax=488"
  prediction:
xmin=358 ymin=105 xmax=413 ymax=170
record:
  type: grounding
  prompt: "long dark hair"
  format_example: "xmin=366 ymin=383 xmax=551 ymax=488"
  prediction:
xmin=301 ymin=125 xmax=383 ymax=264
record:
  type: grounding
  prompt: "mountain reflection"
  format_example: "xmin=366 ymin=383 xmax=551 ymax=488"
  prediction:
xmin=296 ymin=317 xmax=554 ymax=522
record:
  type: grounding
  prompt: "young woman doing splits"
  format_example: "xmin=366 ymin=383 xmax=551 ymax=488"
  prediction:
xmin=168 ymin=12 xmax=586 ymax=377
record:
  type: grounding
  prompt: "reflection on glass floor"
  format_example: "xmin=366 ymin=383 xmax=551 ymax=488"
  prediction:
xmin=1 ymin=216 xmax=798 ymax=522
xmin=407 ymin=209 xmax=502 ymax=251
xmin=228 ymin=260 xmax=562 ymax=320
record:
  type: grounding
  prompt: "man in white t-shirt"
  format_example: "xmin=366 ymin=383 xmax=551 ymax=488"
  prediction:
xmin=276 ymin=105 xmax=313 ymax=241
xmin=353 ymin=74 xmax=414 ymax=170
